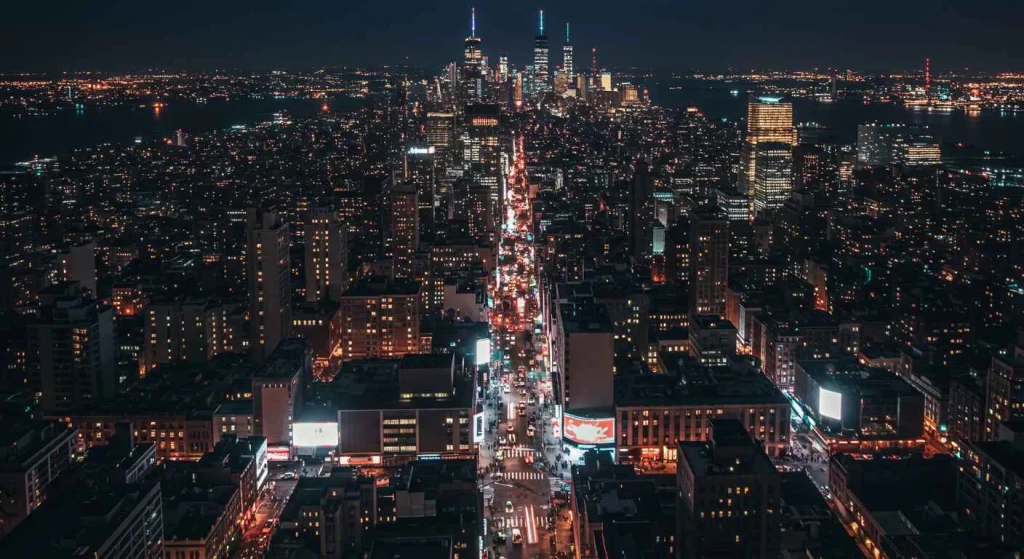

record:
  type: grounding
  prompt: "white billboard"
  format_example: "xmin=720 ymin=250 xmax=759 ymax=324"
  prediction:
xmin=473 ymin=411 xmax=485 ymax=444
xmin=475 ymin=338 xmax=491 ymax=367
xmin=293 ymin=422 xmax=339 ymax=447
xmin=819 ymin=387 xmax=843 ymax=421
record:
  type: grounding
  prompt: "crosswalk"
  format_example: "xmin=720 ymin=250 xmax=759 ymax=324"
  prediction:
xmin=495 ymin=514 xmax=547 ymax=530
xmin=502 ymin=446 xmax=536 ymax=458
xmin=549 ymin=477 xmax=567 ymax=493
xmin=503 ymin=470 xmax=546 ymax=480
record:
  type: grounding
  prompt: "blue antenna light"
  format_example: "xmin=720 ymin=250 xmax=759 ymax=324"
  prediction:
xmin=539 ymin=9 xmax=544 ymax=35
xmin=471 ymin=7 xmax=476 ymax=37
xmin=566 ymin=21 xmax=570 ymax=42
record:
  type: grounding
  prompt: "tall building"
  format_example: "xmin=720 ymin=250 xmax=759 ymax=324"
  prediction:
xmin=27 ymin=282 xmax=115 ymax=414
xmin=58 ymin=240 xmax=96 ymax=296
xmin=497 ymin=54 xmax=509 ymax=82
xmin=677 ymin=419 xmax=781 ymax=559
xmin=0 ymin=421 xmax=78 ymax=538
xmin=562 ymin=22 xmax=574 ymax=84
xmin=304 ymin=204 xmax=348 ymax=302
xmin=461 ymin=103 xmax=501 ymax=232
xmin=738 ymin=96 xmax=796 ymax=202
xmin=628 ymin=160 xmax=654 ymax=264
xmin=533 ymin=10 xmax=550 ymax=94
xmin=688 ymin=207 xmax=730 ymax=318
xmin=985 ymin=355 xmax=1024 ymax=439
xmin=426 ymin=112 xmax=455 ymax=151
xmin=388 ymin=182 xmax=419 ymax=279
xmin=339 ymin=278 xmax=422 ymax=361
xmin=246 ymin=207 xmax=292 ymax=361
xmin=461 ymin=8 xmax=483 ymax=104
xmin=751 ymin=142 xmax=794 ymax=219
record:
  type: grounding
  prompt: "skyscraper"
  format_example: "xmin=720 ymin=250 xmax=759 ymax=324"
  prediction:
xmin=629 ymin=160 xmax=654 ymax=264
xmin=562 ymin=22 xmax=574 ymax=83
xmin=389 ymin=182 xmax=419 ymax=279
xmin=533 ymin=10 xmax=550 ymax=94
xmin=426 ymin=112 xmax=455 ymax=151
xmin=461 ymin=8 xmax=483 ymax=104
xmin=247 ymin=207 xmax=292 ymax=361
xmin=304 ymin=204 xmax=348 ymax=302
xmin=751 ymin=142 xmax=794 ymax=218
xmin=738 ymin=95 xmax=796 ymax=207
xmin=688 ymin=206 xmax=729 ymax=318
xmin=498 ymin=54 xmax=509 ymax=83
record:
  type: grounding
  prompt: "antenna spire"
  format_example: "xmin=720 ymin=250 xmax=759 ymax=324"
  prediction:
xmin=471 ymin=7 xmax=476 ymax=37
xmin=566 ymin=22 xmax=570 ymax=43
xmin=539 ymin=9 xmax=544 ymax=35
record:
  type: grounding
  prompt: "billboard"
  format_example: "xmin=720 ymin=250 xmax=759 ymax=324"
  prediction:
xmin=475 ymin=338 xmax=491 ymax=367
xmin=819 ymin=387 xmax=843 ymax=421
xmin=473 ymin=411 xmax=485 ymax=444
xmin=563 ymin=413 xmax=614 ymax=445
xmin=293 ymin=422 xmax=339 ymax=447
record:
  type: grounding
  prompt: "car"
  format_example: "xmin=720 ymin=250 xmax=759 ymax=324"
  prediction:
xmin=507 ymin=424 xmax=515 ymax=433
xmin=525 ymin=453 xmax=534 ymax=464
xmin=505 ymin=500 xmax=514 ymax=513
xmin=527 ymin=426 xmax=535 ymax=437
xmin=511 ymin=529 xmax=523 ymax=545
xmin=519 ymin=389 xmax=527 ymax=396
xmin=509 ymin=433 xmax=517 ymax=444
xmin=503 ymin=385 xmax=511 ymax=394
xmin=499 ymin=436 xmax=507 ymax=445
xmin=518 ymin=409 xmax=526 ymax=417
xmin=280 ymin=472 xmax=296 ymax=480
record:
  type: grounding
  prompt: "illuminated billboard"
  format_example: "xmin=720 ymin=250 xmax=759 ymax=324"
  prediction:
xmin=293 ymin=422 xmax=339 ymax=447
xmin=563 ymin=413 xmax=614 ymax=445
xmin=475 ymin=338 xmax=491 ymax=367
xmin=819 ymin=388 xmax=843 ymax=421
xmin=473 ymin=411 xmax=485 ymax=444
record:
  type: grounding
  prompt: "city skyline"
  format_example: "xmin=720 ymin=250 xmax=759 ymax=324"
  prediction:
xmin=1 ymin=1 xmax=1022 ymax=72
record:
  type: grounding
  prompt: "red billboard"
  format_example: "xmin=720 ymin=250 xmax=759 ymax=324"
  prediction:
xmin=563 ymin=414 xmax=615 ymax=445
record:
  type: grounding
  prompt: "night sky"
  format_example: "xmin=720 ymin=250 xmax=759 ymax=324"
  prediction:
xmin=1 ymin=0 xmax=1021 ymax=73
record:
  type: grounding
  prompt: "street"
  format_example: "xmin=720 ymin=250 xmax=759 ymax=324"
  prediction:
xmin=480 ymin=134 xmax=572 ymax=559
xmin=232 ymin=467 xmax=298 ymax=559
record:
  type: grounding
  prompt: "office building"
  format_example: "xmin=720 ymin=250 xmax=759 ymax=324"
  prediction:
xmin=677 ymin=419 xmax=781 ymax=559
xmin=552 ymin=302 xmax=615 ymax=413
xmin=27 ymin=282 xmax=115 ymax=414
xmin=426 ymin=112 xmax=455 ymax=151
xmin=461 ymin=9 xmax=483 ymax=104
xmin=388 ymin=182 xmax=419 ymax=279
xmin=629 ymin=160 xmax=654 ymax=264
xmin=533 ymin=10 xmax=550 ymax=93
xmin=794 ymin=359 xmax=925 ymax=454
xmin=617 ymin=354 xmax=790 ymax=462
xmin=688 ymin=207 xmax=729 ymax=318
xmin=338 ymin=277 xmax=422 ymax=361
xmin=751 ymin=142 xmax=793 ymax=219
xmin=305 ymin=204 xmax=348 ymax=303
xmin=140 ymin=297 xmax=243 ymax=372
xmin=738 ymin=96 xmax=796 ymax=199
xmin=562 ymin=22 xmax=574 ymax=85
xmin=253 ymin=338 xmax=308 ymax=449
xmin=688 ymin=315 xmax=737 ymax=366
xmin=246 ymin=207 xmax=292 ymax=361
xmin=322 ymin=354 xmax=476 ymax=464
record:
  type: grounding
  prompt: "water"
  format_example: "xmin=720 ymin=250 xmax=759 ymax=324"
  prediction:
xmin=649 ymin=81 xmax=1024 ymax=157
xmin=0 ymin=97 xmax=363 ymax=165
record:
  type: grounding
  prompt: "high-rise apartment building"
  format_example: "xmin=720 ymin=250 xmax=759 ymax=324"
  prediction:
xmin=533 ymin=10 xmax=550 ymax=94
xmin=27 ymin=282 xmax=115 ymax=414
xmin=388 ymin=182 xmax=419 ymax=279
xmin=688 ymin=207 xmax=730 ymax=318
xmin=304 ymin=204 xmax=347 ymax=302
xmin=751 ymin=142 xmax=794 ymax=219
xmin=738 ymin=96 xmax=796 ymax=203
xmin=338 ymin=278 xmax=422 ymax=361
xmin=246 ymin=207 xmax=292 ymax=361
xmin=985 ymin=355 xmax=1024 ymax=440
